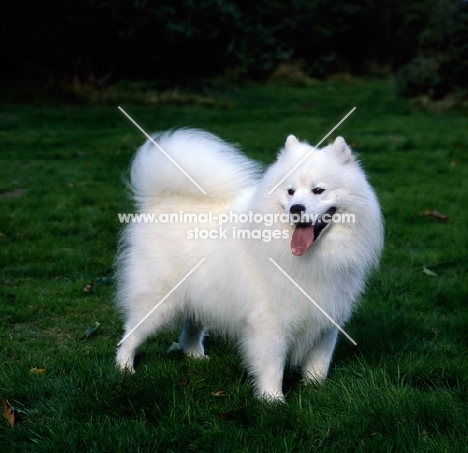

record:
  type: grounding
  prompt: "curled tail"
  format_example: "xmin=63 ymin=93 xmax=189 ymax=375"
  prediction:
xmin=130 ymin=129 xmax=261 ymax=203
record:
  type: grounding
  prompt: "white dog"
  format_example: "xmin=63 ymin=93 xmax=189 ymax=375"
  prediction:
xmin=116 ymin=129 xmax=383 ymax=401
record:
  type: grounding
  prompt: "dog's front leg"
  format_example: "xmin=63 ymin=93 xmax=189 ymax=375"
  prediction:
xmin=301 ymin=327 xmax=338 ymax=384
xmin=241 ymin=331 xmax=287 ymax=402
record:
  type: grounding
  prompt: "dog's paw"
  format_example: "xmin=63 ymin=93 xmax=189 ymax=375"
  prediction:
xmin=116 ymin=350 xmax=135 ymax=373
xmin=117 ymin=362 xmax=135 ymax=374
xmin=256 ymin=390 xmax=285 ymax=403
xmin=167 ymin=342 xmax=182 ymax=353
xmin=186 ymin=350 xmax=209 ymax=360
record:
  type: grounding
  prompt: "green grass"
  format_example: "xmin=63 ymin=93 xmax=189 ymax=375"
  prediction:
xmin=1 ymin=78 xmax=468 ymax=452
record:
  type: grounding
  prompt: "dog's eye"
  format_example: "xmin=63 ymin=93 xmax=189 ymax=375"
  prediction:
xmin=287 ymin=188 xmax=295 ymax=195
xmin=312 ymin=188 xmax=325 ymax=195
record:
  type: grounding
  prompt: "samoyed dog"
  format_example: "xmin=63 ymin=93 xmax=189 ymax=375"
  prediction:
xmin=116 ymin=129 xmax=383 ymax=401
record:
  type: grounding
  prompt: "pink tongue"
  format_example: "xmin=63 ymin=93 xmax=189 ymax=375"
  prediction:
xmin=291 ymin=226 xmax=315 ymax=256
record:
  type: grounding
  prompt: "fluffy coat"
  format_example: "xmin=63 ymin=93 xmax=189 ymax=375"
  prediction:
xmin=115 ymin=129 xmax=383 ymax=401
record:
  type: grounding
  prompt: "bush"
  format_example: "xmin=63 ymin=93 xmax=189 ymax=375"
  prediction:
xmin=395 ymin=57 xmax=442 ymax=99
xmin=395 ymin=0 xmax=468 ymax=99
xmin=1 ymin=0 xmax=391 ymax=82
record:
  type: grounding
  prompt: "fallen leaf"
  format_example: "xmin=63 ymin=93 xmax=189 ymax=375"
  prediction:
xmin=86 ymin=321 xmax=100 ymax=338
xmin=96 ymin=276 xmax=113 ymax=286
xmin=422 ymin=267 xmax=438 ymax=277
xmin=216 ymin=411 xmax=232 ymax=419
xmin=421 ymin=210 xmax=449 ymax=220
xmin=83 ymin=283 xmax=94 ymax=293
xmin=0 ymin=188 xmax=26 ymax=198
xmin=1 ymin=398 xmax=15 ymax=427
xmin=211 ymin=390 xmax=228 ymax=397
xmin=30 ymin=367 xmax=46 ymax=374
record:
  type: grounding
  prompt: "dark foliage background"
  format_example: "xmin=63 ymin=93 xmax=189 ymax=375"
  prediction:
xmin=0 ymin=0 xmax=467 ymax=98
xmin=394 ymin=0 xmax=468 ymax=99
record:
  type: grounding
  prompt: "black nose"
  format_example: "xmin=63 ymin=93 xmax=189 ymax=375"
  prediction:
xmin=290 ymin=204 xmax=306 ymax=215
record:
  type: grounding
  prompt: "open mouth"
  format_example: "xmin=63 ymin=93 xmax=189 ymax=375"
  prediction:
xmin=291 ymin=207 xmax=337 ymax=256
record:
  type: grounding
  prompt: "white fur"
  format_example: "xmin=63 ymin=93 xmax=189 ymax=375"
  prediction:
xmin=115 ymin=129 xmax=383 ymax=401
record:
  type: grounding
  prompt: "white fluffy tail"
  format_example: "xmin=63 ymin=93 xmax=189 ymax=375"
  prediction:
xmin=130 ymin=129 xmax=261 ymax=202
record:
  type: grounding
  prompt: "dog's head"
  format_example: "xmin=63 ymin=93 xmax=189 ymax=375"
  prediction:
xmin=273 ymin=135 xmax=357 ymax=256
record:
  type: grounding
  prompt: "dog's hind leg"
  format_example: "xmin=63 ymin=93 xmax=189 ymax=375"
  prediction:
xmin=178 ymin=318 xmax=207 ymax=359
xmin=116 ymin=326 xmax=147 ymax=373
xmin=116 ymin=296 xmax=177 ymax=372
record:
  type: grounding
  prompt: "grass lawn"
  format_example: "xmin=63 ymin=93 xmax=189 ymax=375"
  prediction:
xmin=1 ymin=78 xmax=467 ymax=452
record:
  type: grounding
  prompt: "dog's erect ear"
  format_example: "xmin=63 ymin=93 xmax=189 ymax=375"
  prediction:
xmin=285 ymin=134 xmax=299 ymax=149
xmin=333 ymin=136 xmax=354 ymax=164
